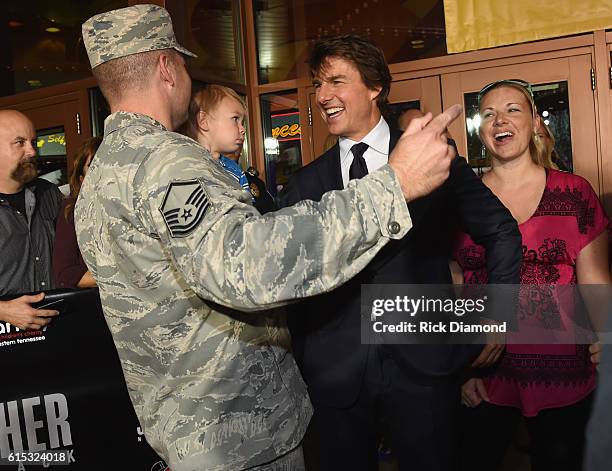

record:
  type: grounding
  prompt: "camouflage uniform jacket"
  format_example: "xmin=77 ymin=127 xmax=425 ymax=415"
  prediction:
xmin=74 ymin=112 xmax=412 ymax=470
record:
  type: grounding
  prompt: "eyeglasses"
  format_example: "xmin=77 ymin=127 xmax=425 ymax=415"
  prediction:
xmin=477 ymin=79 xmax=534 ymax=105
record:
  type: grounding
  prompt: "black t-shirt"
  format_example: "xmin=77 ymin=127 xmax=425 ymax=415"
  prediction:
xmin=0 ymin=189 xmax=27 ymax=216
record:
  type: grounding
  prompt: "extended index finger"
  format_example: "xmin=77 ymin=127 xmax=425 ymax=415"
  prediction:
xmin=425 ymin=104 xmax=463 ymax=135
xmin=403 ymin=111 xmax=432 ymax=136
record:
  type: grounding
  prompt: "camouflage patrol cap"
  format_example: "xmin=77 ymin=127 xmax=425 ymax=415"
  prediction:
xmin=82 ymin=4 xmax=196 ymax=69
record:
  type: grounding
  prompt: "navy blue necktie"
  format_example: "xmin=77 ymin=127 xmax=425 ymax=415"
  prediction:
xmin=349 ymin=142 xmax=369 ymax=180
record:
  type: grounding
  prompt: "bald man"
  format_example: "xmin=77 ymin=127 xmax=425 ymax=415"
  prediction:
xmin=0 ymin=110 xmax=62 ymax=329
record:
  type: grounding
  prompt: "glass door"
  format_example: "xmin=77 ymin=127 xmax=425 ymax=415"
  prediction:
xmin=441 ymin=55 xmax=600 ymax=192
xmin=261 ymin=90 xmax=303 ymax=195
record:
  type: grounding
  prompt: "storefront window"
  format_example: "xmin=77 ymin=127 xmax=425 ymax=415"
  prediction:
xmin=0 ymin=0 xmax=128 ymax=97
xmin=261 ymin=90 xmax=302 ymax=195
xmin=253 ymin=0 xmax=447 ymax=84
xmin=37 ymin=126 xmax=67 ymax=190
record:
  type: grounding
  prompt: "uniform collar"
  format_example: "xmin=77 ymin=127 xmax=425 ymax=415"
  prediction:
xmin=104 ymin=111 xmax=167 ymax=136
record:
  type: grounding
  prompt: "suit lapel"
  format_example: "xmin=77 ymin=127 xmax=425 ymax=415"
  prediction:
xmin=389 ymin=128 xmax=401 ymax=154
xmin=362 ymin=128 xmax=413 ymax=277
xmin=315 ymin=143 xmax=343 ymax=194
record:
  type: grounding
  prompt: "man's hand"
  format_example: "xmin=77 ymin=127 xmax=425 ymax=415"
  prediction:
xmin=388 ymin=104 xmax=463 ymax=202
xmin=461 ymin=378 xmax=489 ymax=407
xmin=0 ymin=293 xmax=59 ymax=330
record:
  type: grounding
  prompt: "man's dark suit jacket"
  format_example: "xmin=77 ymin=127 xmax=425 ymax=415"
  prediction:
xmin=278 ymin=129 xmax=522 ymax=408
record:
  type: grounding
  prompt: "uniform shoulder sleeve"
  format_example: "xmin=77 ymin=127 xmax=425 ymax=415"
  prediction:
xmin=133 ymin=138 xmax=412 ymax=311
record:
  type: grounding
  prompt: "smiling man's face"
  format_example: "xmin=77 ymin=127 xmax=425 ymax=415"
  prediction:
xmin=313 ymin=56 xmax=382 ymax=141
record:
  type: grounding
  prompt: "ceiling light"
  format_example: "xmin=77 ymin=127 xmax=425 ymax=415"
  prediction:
xmin=411 ymin=40 xmax=424 ymax=45
xmin=45 ymin=27 xmax=60 ymax=33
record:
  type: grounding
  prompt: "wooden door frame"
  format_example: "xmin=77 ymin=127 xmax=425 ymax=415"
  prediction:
xmin=252 ymin=33 xmax=610 ymax=188
xmin=441 ymin=55 xmax=600 ymax=193
xmin=0 ymin=77 xmax=96 ymax=172
xmin=596 ymin=31 xmax=612 ymax=214
xmin=389 ymin=76 xmax=443 ymax=115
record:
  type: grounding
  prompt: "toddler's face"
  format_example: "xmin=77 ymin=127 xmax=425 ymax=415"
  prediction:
xmin=208 ymin=96 xmax=246 ymax=156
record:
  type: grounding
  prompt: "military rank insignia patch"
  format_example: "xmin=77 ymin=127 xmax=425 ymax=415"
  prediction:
xmin=160 ymin=180 xmax=210 ymax=238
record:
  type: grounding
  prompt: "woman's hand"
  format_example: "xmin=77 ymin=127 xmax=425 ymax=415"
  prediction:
xmin=461 ymin=378 xmax=489 ymax=407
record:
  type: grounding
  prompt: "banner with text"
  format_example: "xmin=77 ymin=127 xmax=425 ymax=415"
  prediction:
xmin=0 ymin=289 xmax=166 ymax=471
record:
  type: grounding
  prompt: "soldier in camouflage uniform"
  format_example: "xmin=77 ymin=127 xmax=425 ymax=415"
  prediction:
xmin=77 ymin=4 xmax=461 ymax=470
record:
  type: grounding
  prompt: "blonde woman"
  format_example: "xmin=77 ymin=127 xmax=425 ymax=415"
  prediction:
xmin=454 ymin=79 xmax=610 ymax=471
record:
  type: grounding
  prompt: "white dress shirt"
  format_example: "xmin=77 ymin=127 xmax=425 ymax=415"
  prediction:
xmin=339 ymin=117 xmax=390 ymax=188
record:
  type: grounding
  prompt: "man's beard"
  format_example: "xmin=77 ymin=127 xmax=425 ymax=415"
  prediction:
xmin=11 ymin=159 xmax=37 ymax=184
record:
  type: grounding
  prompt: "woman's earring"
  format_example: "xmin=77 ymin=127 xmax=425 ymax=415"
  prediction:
xmin=477 ymin=145 xmax=487 ymax=177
